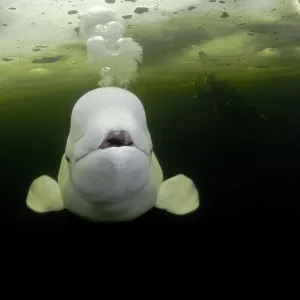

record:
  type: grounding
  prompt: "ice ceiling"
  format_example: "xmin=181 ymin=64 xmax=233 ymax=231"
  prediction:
xmin=0 ymin=0 xmax=299 ymax=57
xmin=0 ymin=0 xmax=300 ymax=87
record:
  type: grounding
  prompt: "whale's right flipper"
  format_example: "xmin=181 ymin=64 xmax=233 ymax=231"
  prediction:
xmin=155 ymin=174 xmax=199 ymax=215
xmin=26 ymin=175 xmax=64 ymax=213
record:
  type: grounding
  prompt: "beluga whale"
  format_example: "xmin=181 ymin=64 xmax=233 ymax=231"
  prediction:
xmin=26 ymin=87 xmax=199 ymax=222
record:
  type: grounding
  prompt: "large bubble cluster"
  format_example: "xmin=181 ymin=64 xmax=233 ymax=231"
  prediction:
xmin=79 ymin=5 xmax=143 ymax=88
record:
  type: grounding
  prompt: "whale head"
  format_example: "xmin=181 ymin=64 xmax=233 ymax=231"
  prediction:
xmin=64 ymin=87 xmax=153 ymax=204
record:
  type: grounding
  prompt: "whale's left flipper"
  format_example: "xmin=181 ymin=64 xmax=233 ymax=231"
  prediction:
xmin=26 ymin=175 xmax=64 ymax=213
xmin=156 ymin=174 xmax=199 ymax=215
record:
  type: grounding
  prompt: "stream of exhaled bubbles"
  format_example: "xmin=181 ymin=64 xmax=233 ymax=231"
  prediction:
xmin=79 ymin=5 xmax=143 ymax=89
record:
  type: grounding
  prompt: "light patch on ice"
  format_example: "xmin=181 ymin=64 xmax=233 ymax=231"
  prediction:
xmin=292 ymin=0 xmax=300 ymax=13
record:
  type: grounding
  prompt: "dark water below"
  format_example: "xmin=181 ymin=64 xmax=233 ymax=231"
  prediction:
xmin=1 ymin=72 xmax=300 ymax=238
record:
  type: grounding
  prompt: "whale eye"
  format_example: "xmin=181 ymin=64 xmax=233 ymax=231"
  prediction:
xmin=65 ymin=154 xmax=71 ymax=164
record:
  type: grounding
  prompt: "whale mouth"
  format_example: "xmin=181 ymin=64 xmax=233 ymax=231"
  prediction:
xmin=99 ymin=130 xmax=134 ymax=149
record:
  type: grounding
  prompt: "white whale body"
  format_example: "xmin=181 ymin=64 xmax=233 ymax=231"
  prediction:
xmin=26 ymin=87 xmax=199 ymax=221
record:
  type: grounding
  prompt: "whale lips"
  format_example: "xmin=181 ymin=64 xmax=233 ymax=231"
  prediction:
xmin=99 ymin=130 xmax=134 ymax=149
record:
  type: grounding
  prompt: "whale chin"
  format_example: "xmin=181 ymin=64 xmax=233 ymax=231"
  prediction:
xmin=73 ymin=146 xmax=150 ymax=203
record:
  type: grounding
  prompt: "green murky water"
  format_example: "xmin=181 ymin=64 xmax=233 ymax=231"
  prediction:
xmin=1 ymin=59 xmax=300 ymax=227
